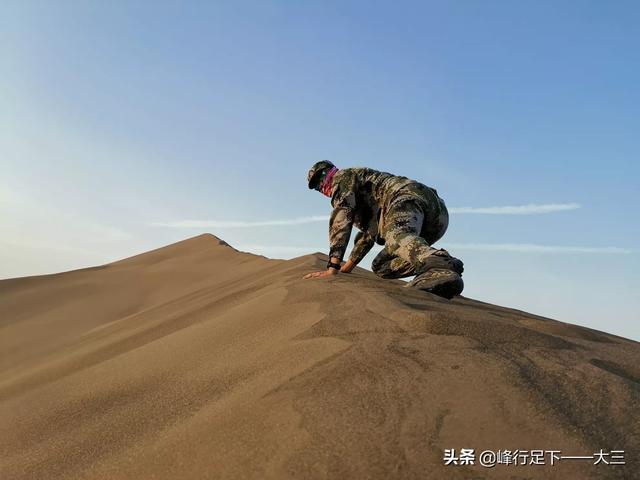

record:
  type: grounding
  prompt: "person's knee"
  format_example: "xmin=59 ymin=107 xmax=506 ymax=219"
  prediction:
xmin=374 ymin=265 xmax=407 ymax=279
xmin=372 ymin=248 xmax=416 ymax=279
xmin=371 ymin=257 xmax=383 ymax=275
xmin=371 ymin=252 xmax=389 ymax=277
xmin=371 ymin=250 xmax=398 ymax=279
xmin=374 ymin=267 xmax=399 ymax=279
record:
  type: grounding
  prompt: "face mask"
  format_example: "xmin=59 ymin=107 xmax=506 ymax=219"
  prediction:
xmin=318 ymin=166 xmax=338 ymax=197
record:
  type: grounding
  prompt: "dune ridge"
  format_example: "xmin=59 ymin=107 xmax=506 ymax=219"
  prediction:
xmin=1 ymin=234 xmax=638 ymax=479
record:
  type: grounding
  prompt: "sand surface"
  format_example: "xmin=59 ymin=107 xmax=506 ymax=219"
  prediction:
xmin=1 ymin=234 xmax=638 ymax=479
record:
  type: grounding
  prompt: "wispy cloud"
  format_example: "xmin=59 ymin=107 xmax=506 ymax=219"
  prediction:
xmin=441 ymin=243 xmax=633 ymax=254
xmin=449 ymin=203 xmax=581 ymax=215
xmin=150 ymin=203 xmax=582 ymax=228
xmin=235 ymin=243 xmax=633 ymax=256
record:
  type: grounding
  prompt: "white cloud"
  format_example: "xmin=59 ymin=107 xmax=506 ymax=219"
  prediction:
xmin=150 ymin=203 xmax=582 ymax=228
xmin=235 ymin=243 xmax=633 ymax=256
xmin=441 ymin=243 xmax=633 ymax=254
xmin=448 ymin=203 xmax=581 ymax=214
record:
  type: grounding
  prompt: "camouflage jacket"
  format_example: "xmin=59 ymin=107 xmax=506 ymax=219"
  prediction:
xmin=328 ymin=167 xmax=434 ymax=263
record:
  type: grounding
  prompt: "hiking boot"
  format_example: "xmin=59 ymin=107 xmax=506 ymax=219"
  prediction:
xmin=407 ymin=268 xmax=464 ymax=299
xmin=422 ymin=249 xmax=464 ymax=275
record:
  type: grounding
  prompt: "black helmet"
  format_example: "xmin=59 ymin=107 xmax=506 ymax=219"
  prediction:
xmin=307 ymin=160 xmax=334 ymax=190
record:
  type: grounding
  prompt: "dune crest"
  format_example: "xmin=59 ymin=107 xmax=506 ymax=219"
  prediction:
xmin=1 ymin=234 xmax=638 ymax=479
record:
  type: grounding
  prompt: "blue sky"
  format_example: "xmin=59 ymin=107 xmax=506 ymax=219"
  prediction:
xmin=2 ymin=1 xmax=639 ymax=340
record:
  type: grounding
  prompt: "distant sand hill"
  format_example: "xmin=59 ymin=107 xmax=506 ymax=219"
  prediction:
xmin=1 ymin=234 xmax=638 ymax=479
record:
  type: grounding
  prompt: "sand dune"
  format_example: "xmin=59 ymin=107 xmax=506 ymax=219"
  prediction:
xmin=1 ymin=234 xmax=638 ymax=479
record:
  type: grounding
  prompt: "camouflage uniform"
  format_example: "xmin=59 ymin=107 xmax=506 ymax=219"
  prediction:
xmin=329 ymin=167 xmax=462 ymax=281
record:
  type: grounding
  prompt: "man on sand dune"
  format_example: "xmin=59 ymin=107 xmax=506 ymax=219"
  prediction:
xmin=302 ymin=160 xmax=464 ymax=299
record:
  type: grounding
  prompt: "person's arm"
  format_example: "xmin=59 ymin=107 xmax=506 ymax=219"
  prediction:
xmin=302 ymin=204 xmax=354 ymax=279
xmin=326 ymin=169 xmax=360 ymax=262
xmin=303 ymin=172 xmax=357 ymax=279
xmin=328 ymin=203 xmax=355 ymax=263
xmin=341 ymin=230 xmax=375 ymax=273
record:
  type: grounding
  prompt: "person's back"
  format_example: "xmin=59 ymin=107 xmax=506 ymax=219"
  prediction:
xmin=331 ymin=166 xmax=417 ymax=211
xmin=331 ymin=166 xmax=443 ymax=237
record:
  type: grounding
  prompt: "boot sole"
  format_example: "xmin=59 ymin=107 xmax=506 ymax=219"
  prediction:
xmin=423 ymin=276 xmax=464 ymax=299
xmin=408 ymin=269 xmax=464 ymax=300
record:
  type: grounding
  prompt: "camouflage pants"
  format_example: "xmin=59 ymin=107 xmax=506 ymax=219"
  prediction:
xmin=372 ymin=183 xmax=451 ymax=279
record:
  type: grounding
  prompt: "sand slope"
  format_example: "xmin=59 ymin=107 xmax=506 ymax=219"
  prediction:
xmin=1 ymin=234 xmax=638 ymax=480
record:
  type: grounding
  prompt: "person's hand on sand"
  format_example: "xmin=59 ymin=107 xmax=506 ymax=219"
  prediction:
xmin=303 ymin=259 xmax=356 ymax=278
xmin=303 ymin=268 xmax=339 ymax=279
